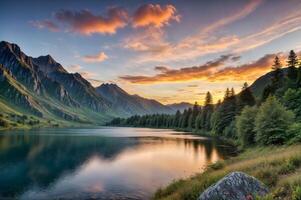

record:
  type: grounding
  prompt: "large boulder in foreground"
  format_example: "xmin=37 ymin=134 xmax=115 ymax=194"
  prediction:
xmin=198 ymin=172 xmax=269 ymax=200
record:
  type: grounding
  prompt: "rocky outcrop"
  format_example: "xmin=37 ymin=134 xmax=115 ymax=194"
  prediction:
xmin=198 ymin=172 xmax=269 ymax=200
xmin=0 ymin=65 xmax=43 ymax=117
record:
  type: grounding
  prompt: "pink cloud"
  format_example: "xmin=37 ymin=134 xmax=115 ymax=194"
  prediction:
xmin=55 ymin=8 xmax=128 ymax=35
xmin=133 ymin=4 xmax=180 ymax=28
xmin=30 ymin=20 xmax=59 ymax=32
xmin=83 ymin=52 xmax=108 ymax=63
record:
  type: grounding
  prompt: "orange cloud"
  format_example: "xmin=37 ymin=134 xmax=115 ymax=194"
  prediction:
xmin=119 ymin=53 xmax=288 ymax=84
xmin=120 ymin=54 xmax=234 ymax=83
xmin=55 ymin=8 xmax=128 ymax=35
xmin=30 ymin=20 xmax=59 ymax=32
xmin=133 ymin=4 xmax=180 ymax=28
xmin=209 ymin=54 xmax=276 ymax=82
xmin=125 ymin=0 xmax=262 ymax=63
xmin=83 ymin=52 xmax=108 ymax=63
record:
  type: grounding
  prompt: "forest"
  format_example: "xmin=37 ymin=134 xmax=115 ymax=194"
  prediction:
xmin=108 ymin=50 xmax=301 ymax=147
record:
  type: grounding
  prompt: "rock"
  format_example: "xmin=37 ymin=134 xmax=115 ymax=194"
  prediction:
xmin=198 ymin=172 xmax=269 ymax=200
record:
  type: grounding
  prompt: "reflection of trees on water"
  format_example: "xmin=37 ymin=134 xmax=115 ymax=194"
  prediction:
xmin=0 ymin=133 xmax=235 ymax=198
xmin=0 ymin=134 xmax=139 ymax=198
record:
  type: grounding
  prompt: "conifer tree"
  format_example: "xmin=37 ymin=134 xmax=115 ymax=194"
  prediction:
xmin=238 ymin=82 xmax=256 ymax=112
xmin=211 ymin=88 xmax=237 ymax=137
xmin=287 ymin=50 xmax=298 ymax=80
xmin=173 ymin=110 xmax=181 ymax=127
xmin=200 ymin=92 xmax=214 ymax=131
xmin=190 ymin=102 xmax=199 ymax=128
xmin=262 ymin=56 xmax=283 ymax=101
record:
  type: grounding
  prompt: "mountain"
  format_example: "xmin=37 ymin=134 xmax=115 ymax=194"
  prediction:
xmin=0 ymin=41 xmax=177 ymax=128
xmin=249 ymin=68 xmax=289 ymax=98
xmin=166 ymin=102 xmax=193 ymax=112
xmin=0 ymin=41 xmax=114 ymax=126
xmin=96 ymin=83 xmax=174 ymax=116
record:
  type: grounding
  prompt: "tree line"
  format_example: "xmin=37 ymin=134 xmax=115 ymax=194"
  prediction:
xmin=108 ymin=50 xmax=301 ymax=147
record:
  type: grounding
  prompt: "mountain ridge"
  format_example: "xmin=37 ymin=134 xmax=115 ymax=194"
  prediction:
xmin=0 ymin=41 xmax=178 ymax=128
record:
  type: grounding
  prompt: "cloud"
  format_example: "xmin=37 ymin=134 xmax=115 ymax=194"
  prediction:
xmin=119 ymin=54 xmax=234 ymax=83
xmin=119 ymin=52 xmax=291 ymax=84
xmin=83 ymin=52 xmax=108 ymax=63
xmin=124 ymin=0 xmax=262 ymax=63
xmin=209 ymin=54 xmax=276 ymax=82
xmin=187 ymin=84 xmax=198 ymax=88
xmin=123 ymin=27 xmax=170 ymax=54
xmin=78 ymin=71 xmax=103 ymax=86
xmin=133 ymin=4 xmax=180 ymax=28
xmin=233 ymin=11 xmax=301 ymax=53
xmin=87 ymin=78 xmax=104 ymax=86
xmin=30 ymin=20 xmax=59 ymax=32
xmin=54 ymin=8 xmax=128 ymax=35
xmin=68 ymin=64 xmax=82 ymax=71
xmin=199 ymin=0 xmax=262 ymax=35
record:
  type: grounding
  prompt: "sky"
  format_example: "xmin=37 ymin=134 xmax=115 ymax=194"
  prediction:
xmin=1 ymin=0 xmax=301 ymax=104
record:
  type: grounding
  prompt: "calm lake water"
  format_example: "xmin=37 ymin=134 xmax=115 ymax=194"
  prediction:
xmin=0 ymin=127 xmax=235 ymax=200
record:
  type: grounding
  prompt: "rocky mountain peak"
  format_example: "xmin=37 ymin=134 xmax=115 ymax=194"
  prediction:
xmin=33 ymin=54 xmax=67 ymax=74
xmin=0 ymin=41 xmax=28 ymax=63
xmin=97 ymin=83 xmax=127 ymax=95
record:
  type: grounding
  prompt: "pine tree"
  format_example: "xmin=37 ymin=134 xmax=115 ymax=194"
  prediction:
xmin=262 ymin=56 xmax=283 ymax=101
xmin=190 ymin=102 xmax=199 ymax=128
xmin=195 ymin=113 xmax=202 ymax=130
xmin=173 ymin=110 xmax=181 ymax=127
xmin=200 ymin=92 xmax=214 ymax=131
xmin=287 ymin=50 xmax=298 ymax=81
xmin=238 ymin=82 xmax=256 ymax=112
xmin=211 ymin=88 xmax=237 ymax=137
xmin=297 ymin=56 xmax=301 ymax=87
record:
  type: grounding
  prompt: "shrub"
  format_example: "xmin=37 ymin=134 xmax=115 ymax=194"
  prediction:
xmin=287 ymin=123 xmax=301 ymax=144
xmin=236 ymin=106 xmax=258 ymax=147
xmin=255 ymin=96 xmax=295 ymax=145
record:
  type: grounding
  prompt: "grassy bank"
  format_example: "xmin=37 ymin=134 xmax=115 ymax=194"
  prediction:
xmin=153 ymin=145 xmax=301 ymax=200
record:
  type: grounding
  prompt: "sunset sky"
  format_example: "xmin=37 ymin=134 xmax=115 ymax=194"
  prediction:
xmin=1 ymin=0 xmax=301 ymax=104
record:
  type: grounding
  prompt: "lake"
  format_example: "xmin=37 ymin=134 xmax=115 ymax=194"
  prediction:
xmin=0 ymin=127 xmax=235 ymax=200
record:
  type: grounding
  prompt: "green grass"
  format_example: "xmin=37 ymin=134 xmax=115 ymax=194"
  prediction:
xmin=153 ymin=145 xmax=301 ymax=200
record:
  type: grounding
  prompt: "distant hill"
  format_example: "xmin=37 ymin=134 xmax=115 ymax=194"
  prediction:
xmin=96 ymin=83 xmax=174 ymax=116
xmin=166 ymin=102 xmax=193 ymax=112
xmin=249 ymin=68 xmax=288 ymax=98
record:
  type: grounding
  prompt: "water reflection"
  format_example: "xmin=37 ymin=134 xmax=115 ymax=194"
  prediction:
xmin=0 ymin=128 xmax=235 ymax=200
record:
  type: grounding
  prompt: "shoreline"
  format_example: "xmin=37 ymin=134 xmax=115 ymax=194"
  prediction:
xmin=152 ymin=144 xmax=301 ymax=200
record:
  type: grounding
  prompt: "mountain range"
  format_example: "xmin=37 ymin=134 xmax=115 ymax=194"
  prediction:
xmin=0 ymin=41 xmax=192 ymax=127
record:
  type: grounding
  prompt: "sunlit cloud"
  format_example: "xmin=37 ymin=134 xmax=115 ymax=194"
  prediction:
xmin=208 ymin=54 xmax=276 ymax=82
xmin=68 ymin=64 xmax=82 ymax=72
xmin=83 ymin=52 xmax=108 ymax=63
xmin=119 ymin=54 xmax=235 ymax=83
xmin=123 ymin=27 xmax=170 ymax=54
xmin=124 ymin=0 xmax=262 ymax=63
xmin=54 ymin=8 xmax=128 ymax=35
xmin=119 ymin=52 xmax=292 ymax=84
xmin=30 ymin=20 xmax=59 ymax=32
xmin=124 ymin=0 xmax=301 ymax=65
xmin=133 ymin=4 xmax=180 ymax=28
xmin=78 ymin=71 xmax=103 ymax=86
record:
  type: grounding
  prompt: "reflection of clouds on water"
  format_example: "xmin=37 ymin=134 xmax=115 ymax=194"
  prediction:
xmin=0 ymin=128 xmax=235 ymax=200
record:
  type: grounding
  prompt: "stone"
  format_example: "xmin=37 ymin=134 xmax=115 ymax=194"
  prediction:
xmin=198 ymin=171 xmax=269 ymax=200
